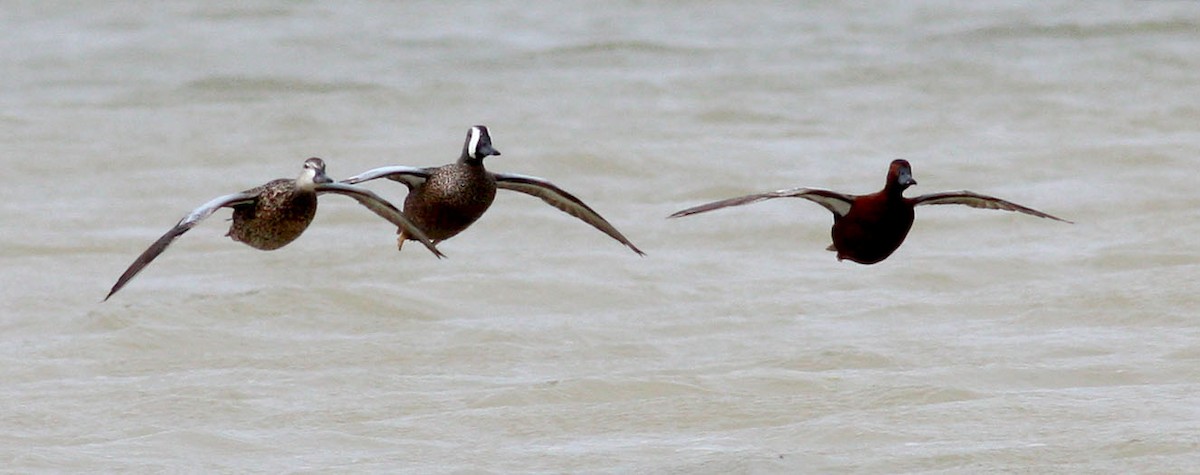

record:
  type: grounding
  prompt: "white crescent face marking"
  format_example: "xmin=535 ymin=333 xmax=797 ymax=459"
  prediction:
xmin=467 ymin=126 xmax=482 ymax=159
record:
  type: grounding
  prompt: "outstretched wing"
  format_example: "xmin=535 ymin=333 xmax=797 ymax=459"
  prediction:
xmin=104 ymin=191 xmax=257 ymax=301
xmin=668 ymin=187 xmax=856 ymax=219
xmin=910 ymin=191 xmax=1072 ymax=223
xmin=314 ymin=183 xmax=445 ymax=258
xmin=339 ymin=166 xmax=433 ymax=190
xmin=495 ymin=173 xmax=645 ymax=255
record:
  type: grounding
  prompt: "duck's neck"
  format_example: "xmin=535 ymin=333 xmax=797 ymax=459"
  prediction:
xmin=295 ymin=170 xmax=319 ymax=192
xmin=884 ymin=181 xmax=910 ymax=199
xmin=458 ymin=155 xmax=486 ymax=167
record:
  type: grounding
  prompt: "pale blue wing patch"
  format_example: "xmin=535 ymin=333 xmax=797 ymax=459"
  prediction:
xmin=340 ymin=166 xmax=433 ymax=190
xmin=105 ymin=191 xmax=258 ymax=301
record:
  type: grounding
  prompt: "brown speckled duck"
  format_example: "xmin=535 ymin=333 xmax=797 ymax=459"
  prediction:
xmin=670 ymin=159 xmax=1070 ymax=264
xmin=342 ymin=125 xmax=644 ymax=255
xmin=105 ymin=157 xmax=443 ymax=300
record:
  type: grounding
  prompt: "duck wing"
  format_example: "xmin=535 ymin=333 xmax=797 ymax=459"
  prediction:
xmin=669 ymin=187 xmax=856 ymax=219
xmin=910 ymin=191 xmax=1072 ymax=223
xmin=105 ymin=191 xmax=258 ymax=301
xmin=495 ymin=173 xmax=645 ymax=255
xmin=314 ymin=183 xmax=445 ymax=258
xmin=339 ymin=166 xmax=433 ymax=190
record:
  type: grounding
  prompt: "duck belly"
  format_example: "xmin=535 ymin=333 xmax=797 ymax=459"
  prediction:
xmin=402 ymin=173 xmax=497 ymax=242
xmin=831 ymin=212 xmax=914 ymax=265
xmin=227 ymin=191 xmax=318 ymax=250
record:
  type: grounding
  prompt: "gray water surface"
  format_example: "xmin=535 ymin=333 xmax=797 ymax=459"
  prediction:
xmin=3 ymin=1 xmax=1198 ymax=472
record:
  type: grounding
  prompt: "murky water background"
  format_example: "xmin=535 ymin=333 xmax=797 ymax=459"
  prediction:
xmin=3 ymin=1 xmax=1199 ymax=472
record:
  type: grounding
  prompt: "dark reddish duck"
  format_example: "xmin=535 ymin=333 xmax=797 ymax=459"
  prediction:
xmin=669 ymin=159 xmax=1071 ymax=264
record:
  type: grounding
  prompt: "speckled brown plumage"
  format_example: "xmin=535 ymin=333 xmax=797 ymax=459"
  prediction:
xmin=400 ymin=162 xmax=497 ymax=243
xmin=227 ymin=178 xmax=320 ymax=250
xmin=340 ymin=125 xmax=645 ymax=255
xmin=104 ymin=158 xmax=444 ymax=301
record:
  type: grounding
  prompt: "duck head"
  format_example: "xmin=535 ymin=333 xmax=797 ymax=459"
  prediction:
xmin=461 ymin=125 xmax=502 ymax=164
xmin=298 ymin=157 xmax=334 ymax=190
xmin=887 ymin=159 xmax=917 ymax=193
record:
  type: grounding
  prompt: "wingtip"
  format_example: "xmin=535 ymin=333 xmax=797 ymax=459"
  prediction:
xmin=668 ymin=206 xmax=712 ymax=219
xmin=417 ymin=240 xmax=446 ymax=259
xmin=1039 ymin=212 xmax=1073 ymax=224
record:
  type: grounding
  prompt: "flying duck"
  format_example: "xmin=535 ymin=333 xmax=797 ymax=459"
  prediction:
xmin=669 ymin=159 xmax=1070 ymax=264
xmin=105 ymin=157 xmax=443 ymax=300
xmin=342 ymin=125 xmax=644 ymax=255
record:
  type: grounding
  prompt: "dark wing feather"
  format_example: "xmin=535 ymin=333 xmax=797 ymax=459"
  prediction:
xmin=668 ymin=187 xmax=856 ymax=218
xmin=495 ymin=173 xmax=645 ymax=255
xmin=104 ymin=191 xmax=257 ymax=301
xmin=315 ymin=183 xmax=445 ymax=258
xmin=339 ymin=166 xmax=433 ymax=190
xmin=910 ymin=191 xmax=1072 ymax=223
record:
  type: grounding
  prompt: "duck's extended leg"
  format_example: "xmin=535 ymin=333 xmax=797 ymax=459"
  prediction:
xmin=397 ymin=229 xmax=438 ymax=251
